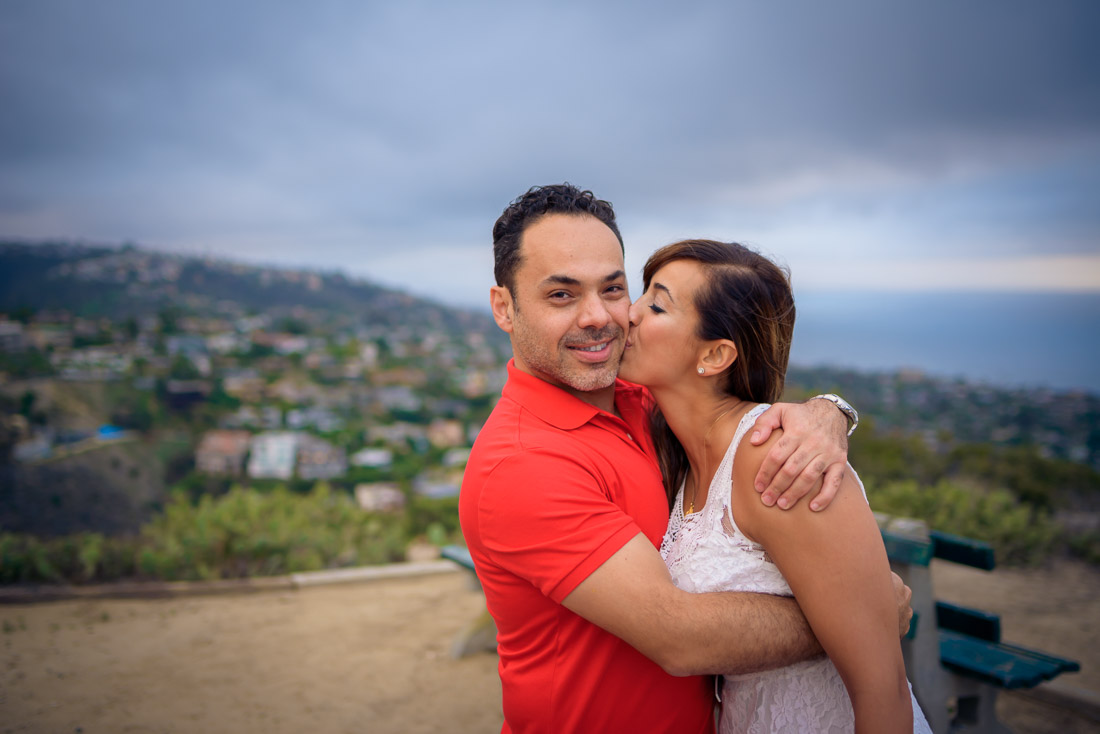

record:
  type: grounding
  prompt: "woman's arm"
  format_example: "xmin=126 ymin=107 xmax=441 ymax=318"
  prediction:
xmin=731 ymin=428 xmax=914 ymax=734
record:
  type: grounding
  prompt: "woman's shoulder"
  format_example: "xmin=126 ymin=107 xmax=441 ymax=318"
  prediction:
xmin=730 ymin=404 xmax=774 ymax=477
xmin=727 ymin=405 xmax=784 ymax=540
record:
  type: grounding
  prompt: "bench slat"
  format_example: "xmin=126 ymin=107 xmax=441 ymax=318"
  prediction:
xmin=939 ymin=630 xmax=1080 ymax=689
xmin=881 ymin=530 xmax=934 ymax=567
xmin=929 ymin=530 xmax=996 ymax=570
xmin=441 ymin=545 xmax=475 ymax=571
xmin=935 ymin=601 xmax=1001 ymax=642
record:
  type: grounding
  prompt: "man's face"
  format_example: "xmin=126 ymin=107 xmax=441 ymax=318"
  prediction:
xmin=491 ymin=213 xmax=630 ymax=404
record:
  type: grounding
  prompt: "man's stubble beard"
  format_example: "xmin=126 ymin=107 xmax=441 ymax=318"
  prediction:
xmin=511 ymin=309 xmax=624 ymax=394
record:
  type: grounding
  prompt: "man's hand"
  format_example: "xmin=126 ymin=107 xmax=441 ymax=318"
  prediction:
xmin=749 ymin=400 xmax=849 ymax=511
xmin=892 ymin=571 xmax=914 ymax=637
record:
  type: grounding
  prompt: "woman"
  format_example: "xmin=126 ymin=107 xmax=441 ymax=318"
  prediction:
xmin=618 ymin=239 xmax=931 ymax=734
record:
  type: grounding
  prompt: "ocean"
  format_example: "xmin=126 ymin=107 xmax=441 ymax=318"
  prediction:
xmin=789 ymin=292 xmax=1100 ymax=394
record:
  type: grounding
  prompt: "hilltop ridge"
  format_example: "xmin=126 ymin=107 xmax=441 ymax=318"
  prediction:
xmin=0 ymin=240 xmax=499 ymax=336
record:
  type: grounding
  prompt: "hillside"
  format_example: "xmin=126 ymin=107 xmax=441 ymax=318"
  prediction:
xmin=0 ymin=241 xmax=500 ymax=336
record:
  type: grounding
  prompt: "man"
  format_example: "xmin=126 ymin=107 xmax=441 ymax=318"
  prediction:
xmin=459 ymin=184 xmax=907 ymax=733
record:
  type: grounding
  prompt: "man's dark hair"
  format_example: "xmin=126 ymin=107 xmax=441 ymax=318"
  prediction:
xmin=492 ymin=183 xmax=624 ymax=297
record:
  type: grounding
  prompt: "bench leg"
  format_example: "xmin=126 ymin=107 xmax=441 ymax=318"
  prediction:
xmin=450 ymin=606 xmax=498 ymax=659
xmin=895 ymin=563 xmax=954 ymax=734
xmin=949 ymin=675 xmax=1011 ymax=734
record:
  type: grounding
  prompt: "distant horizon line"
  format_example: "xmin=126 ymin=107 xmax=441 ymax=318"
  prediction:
xmin=5 ymin=237 xmax=1100 ymax=312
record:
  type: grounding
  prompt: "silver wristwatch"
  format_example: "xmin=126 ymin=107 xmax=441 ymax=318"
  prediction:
xmin=811 ymin=393 xmax=859 ymax=437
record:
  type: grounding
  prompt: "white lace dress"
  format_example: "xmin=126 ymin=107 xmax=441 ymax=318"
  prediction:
xmin=660 ymin=404 xmax=932 ymax=734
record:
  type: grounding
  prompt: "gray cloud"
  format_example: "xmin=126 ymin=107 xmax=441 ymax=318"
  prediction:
xmin=1 ymin=0 xmax=1098 ymax=306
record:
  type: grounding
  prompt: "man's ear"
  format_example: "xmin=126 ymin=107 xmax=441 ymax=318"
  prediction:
xmin=699 ymin=339 xmax=737 ymax=374
xmin=490 ymin=285 xmax=515 ymax=333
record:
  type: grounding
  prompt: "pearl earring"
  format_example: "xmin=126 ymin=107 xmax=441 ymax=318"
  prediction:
xmin=697 ymin=367 xmax=705 ymax=375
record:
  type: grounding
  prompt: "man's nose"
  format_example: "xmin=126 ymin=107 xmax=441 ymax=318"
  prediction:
xmin=628 ymin=299 xmax=641 ymax=326
xmin=576 ymin=292 xmax=612 ymax=330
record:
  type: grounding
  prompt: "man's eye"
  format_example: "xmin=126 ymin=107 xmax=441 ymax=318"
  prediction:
xmin=549 ymin=291 xmax=571 ymax=300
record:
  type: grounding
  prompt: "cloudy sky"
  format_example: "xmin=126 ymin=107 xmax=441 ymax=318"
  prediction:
xmin=2 ymin=0 xmax=1098 ymax=310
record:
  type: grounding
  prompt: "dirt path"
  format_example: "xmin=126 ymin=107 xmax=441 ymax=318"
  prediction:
xmin=2 ymin=572 xmax=503 ymax=734
xmin=1 ymin=560 xmax=1097 ymax=733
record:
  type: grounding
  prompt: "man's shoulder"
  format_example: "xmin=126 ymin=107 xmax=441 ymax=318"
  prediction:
xmin=471 ymin=396 xmax=586 ymax=469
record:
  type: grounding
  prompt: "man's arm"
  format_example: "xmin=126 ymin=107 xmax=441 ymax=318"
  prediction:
xmin=562 ymin=532 xmax=821 ymax=676
xmin=563 ymin=532 xmax=913 ymax=677
xmin=748 ymin=397 xmax=853 ymax=511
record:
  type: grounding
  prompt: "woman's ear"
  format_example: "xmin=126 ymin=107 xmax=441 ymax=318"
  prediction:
xmin=699 ymin=339 xmax=737 ymax=374
xmin=490 ymin=285 xmax=515 ymax=333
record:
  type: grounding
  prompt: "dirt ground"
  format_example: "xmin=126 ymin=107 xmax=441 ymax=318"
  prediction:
xmin=2 ymin=559 xmax=1097 ymax=734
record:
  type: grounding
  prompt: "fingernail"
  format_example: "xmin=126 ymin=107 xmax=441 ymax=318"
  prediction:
xmin=761 ymin=493 xmax=775 ymax=506
xmin=751 ymin=431 xmax=760 ymax=442
xmin=755 ymin=481 xmax=764 ymax=492
xmin=778 ymin=498 xmax=789 ymax=509
xmin=810 ymin=502 xmax=821 ymax=511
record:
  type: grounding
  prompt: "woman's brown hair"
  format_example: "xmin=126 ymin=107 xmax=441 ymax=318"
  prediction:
xmin=643 ymin=239 xmax=796 ymax=508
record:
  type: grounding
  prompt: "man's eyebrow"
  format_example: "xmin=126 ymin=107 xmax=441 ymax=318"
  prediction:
xmin=653 ymin=282 xmax=674 ymax=303
xmin=602 ymin=270 xmax=626 ymax=284
xmin=540 ymin=270 xmax=626 ymax=288
xmin=541 ymin=274 xmax=582 ymax=287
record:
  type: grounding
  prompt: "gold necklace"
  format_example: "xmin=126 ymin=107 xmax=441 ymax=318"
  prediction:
xmin=686 ymin=400 xmax=746 ymax=515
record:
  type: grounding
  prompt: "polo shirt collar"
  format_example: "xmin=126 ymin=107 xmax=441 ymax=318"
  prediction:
xmin=502 ymin=360 xmax=610 ymax=430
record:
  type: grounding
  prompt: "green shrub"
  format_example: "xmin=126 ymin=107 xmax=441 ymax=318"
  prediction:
xmin=1067 ymin=531 xmax=1100 ymax=565
xmin=406 ymin=495 xmax=461 ymax=540
xmin=138 ymin=483 xmax=409 ymax=580
xmin=866 ymin=479 xmax=1059 ymax=566
xmin=0 ymin=532 xmax=138 ymax=584
xmin=2 ymin=483 xmax=415 ymax=585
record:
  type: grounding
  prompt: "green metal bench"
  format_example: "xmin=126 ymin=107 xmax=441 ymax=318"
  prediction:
xmin=446 ymin=528 xmax=1081 ymax=728
xmin=934 ymin=600 xmax=1079 ymax=690
xmin=440 ymin=544 xmax=476 ymax=575
xmin=440 ymin=545 xmax=497 ymax=658
xmin=880 ymin=517 xmax=1080 ymax=733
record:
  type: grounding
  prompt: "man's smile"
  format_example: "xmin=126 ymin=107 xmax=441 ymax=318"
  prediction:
xmin=564 ymin=335 xmax=620 ymax=363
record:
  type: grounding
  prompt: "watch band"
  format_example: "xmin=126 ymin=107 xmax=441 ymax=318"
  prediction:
xmin=810 ymin=393 xmax=859 ymax=437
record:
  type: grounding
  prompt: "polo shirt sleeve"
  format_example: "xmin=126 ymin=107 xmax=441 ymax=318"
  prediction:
xmin=476 ymin=446 xmax=642 ymax=604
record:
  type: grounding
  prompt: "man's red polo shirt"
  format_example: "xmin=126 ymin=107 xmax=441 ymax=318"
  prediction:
xmin=459 ymin=361 xmax=714 ymax=734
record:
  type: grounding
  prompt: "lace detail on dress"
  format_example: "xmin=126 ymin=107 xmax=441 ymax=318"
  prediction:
xmin=660 ymin=404 xmax=783 ymax=595
xmin=659 ymin=405 xmax=933 ymax=734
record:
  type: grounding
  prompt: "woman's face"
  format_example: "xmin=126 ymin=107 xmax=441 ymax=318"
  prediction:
xmin=619 ymin=258 xmax=708 ymax=388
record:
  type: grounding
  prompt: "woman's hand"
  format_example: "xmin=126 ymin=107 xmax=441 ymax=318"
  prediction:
xmin=748 ymin=399 xmax=850 ymax=511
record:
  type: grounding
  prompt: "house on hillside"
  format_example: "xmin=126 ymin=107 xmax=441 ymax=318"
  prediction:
xmin=354 ymin=482 xmax=405 ymax=513
xmin=286 ymin=406 xmax=343 ymax=432
xmin=221 ymin=370 xmax=264 ymax=402
xmin=166 ymin=335 xmax=207 ymax=356
xmin=413 ymin=473 xmax=461 ymax=499
xmin=350 ymin=447 xmax=393 ymax=469
xmin=427 ymin=418 xmax=464 ymax=448
xmin=296 ymin=435 xmax=346 ymax=480
xmin=0 ymin=321 xmax=26 ymax=352
xmin=24 ymin=324 xmax=73 ymax=351
xmin=368 ymin=422 xmax=428 ymax=451
xmin=442 ymin=447 xmax=471 ymax=468
xmin=247 ymin=432 xmax=301 ymax=480
xmin=196 ymin=430 xmax=252 ymax=476
xmin=164 ymin=379 xmax=212 ymax=410
xmin=372 ymin=385 xmax=422 ymax=412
